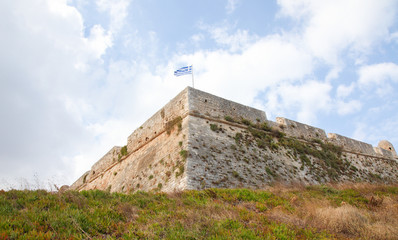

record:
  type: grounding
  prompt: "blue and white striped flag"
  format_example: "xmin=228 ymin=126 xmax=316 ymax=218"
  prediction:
xmin=174 ymin=65 xmax=192 ymax=76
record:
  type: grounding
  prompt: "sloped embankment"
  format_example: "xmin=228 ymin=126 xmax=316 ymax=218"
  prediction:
xmin=1 ymin=184 xmax=398 ymax=239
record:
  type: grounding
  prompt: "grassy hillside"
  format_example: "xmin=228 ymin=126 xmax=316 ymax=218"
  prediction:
xmin=1 ymin=184 xmax=398 ymax=239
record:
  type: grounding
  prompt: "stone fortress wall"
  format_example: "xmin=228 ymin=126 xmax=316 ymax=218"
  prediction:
xmin=71 ymin=87 xmax=398 ymax=192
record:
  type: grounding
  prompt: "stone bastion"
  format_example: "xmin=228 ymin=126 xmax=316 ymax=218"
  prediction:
xmin=71 ymin=87 xmax=398 ymax=193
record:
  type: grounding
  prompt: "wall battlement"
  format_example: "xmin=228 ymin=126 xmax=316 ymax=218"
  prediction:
xmin=71 ymin=87 xmax=398 ymax=193
xmin=127 ymin=88 xmax=189 ymax=153
xmin=188 ymin=88 xmax=267 ymax=123
xmin=276 ymin=117 xmax=328 ymax=141
xmin=327 ymin=133 xmax=376 ymax=156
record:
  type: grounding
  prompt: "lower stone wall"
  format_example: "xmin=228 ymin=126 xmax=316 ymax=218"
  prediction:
xmin=187 ymin=115 xmax=278 ymax=189
xmin=75 ymin=116 xmax=190 ymax=193
xmin=186 ymin=115 xmax=398 ymax=189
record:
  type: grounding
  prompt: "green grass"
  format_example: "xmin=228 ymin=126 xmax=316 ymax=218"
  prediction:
xmin=304 ymin=185 xmax=371 ymax=207
xmin=1 ymin=185 xmax=397 ymax=239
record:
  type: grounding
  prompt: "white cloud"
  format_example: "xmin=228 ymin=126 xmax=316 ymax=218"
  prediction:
xmin=336 ymin=100 xmax=361 ymax=115
xmin=0 ymin=0 xmax=118 ymax=188
xmin=334 ymin=83 xmax=362 ymax=115
xmin=336 ymin=83 xmax=355 ymax=98
xmin=277 ymin=0 xmax=314 ymax=20
xmin=86 ymin=25 xmax=113 ymax=60
xmin=172 ymin=34 xmax=313 ymax=106
xmin=390 ymin=31 xmax=398 ymax=42
xmin=357 ymin=63 xmax=398 ymax=98
xmin=226 ymin=0 xmax=239 ymax=14
xmin=191 ymin=33 xmax=204 ymax=43
xmin=352 ymin=122 xmax=368 ymax=142
xmin=272 ymin=81 xmax=332 ymax=123
xmin=96 ymin=0 xmax=131 ymax=34
xmin=353 ymin=114 xmax=398 ymax=147
xmin=210 ymin=27 xmax=256 ymax=52
xmin=279 ymin=0 xmax=398 ymax=65
xmin=358 ymin=62 xmax=398 ymax=86
xmin=199 ymin=22 xmax=259 ymax=52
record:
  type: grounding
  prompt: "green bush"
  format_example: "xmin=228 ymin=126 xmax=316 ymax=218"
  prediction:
xmin=224 ymin=116 xmax=235 ymax=122
xmin=234 ymin=133 xmax=243 ymax=145
xmin=266 ymin=167 xmax=276 ymax=177
xmin=241 ymin=118 xmax=253 ymax=126
xmin=175 ymin=165 xmax=185 ymax=177
xmin=210 ymin=124 xmax=219 ymax=132
xmin=179 ymin=150 xmax=188 ymax=161
xmin=120 ymin=145 xmax=128 ymax=156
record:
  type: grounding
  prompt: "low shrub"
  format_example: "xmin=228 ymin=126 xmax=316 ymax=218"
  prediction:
xmin=209 ymin=124 xmax=219 ymax=132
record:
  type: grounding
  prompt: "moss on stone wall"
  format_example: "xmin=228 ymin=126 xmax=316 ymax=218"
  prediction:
xmin=166 ymin=116 xmax=182 ymax=135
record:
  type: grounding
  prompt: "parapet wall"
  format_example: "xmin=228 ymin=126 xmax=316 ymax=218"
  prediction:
xmin=127 ymin=88 xmax=189 ymax=153
xmin=188 ymin=88 xmax=267 ymax=123
xmin=91 ymin=146 xmax=121 ymax=175
xmin=276 ymin=117 xmax=328 ymax=141
xmin=70 ymin=171 xmax=89 ymax=190
xmin=327 ymin=133 xmax=376 ymax=156
xmin=274 ymin=117 xmax=396 ymax=159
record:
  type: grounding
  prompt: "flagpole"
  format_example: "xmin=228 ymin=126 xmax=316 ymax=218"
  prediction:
xmin=191 ymin=65 xmax=194 ymax=88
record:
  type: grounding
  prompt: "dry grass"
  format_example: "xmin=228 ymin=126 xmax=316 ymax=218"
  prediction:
xmin=264 ymin=183 xmax=398 ymax=239
xmin=306 ymin=201 xmax=398 ymax=239
xmin=309 ymin=204 xmax=368 ymax=236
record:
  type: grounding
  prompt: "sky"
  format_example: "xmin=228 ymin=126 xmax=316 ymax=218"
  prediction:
xmin=1 ymin=0 xmax=398 ymax=189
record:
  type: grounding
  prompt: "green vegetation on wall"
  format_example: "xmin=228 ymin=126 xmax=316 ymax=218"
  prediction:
xmin=118 ymin=145 xmax=128 ymax=161
xmin=165 ymin=116 xmax=182 ymax=135
xmin=228 ymin=117 xmax=347 ymax=180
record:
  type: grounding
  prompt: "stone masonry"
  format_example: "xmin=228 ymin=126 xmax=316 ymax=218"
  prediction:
xmin=71 ymin=87 xmax=398 ymax=193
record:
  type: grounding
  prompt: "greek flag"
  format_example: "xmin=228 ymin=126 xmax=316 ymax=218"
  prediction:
xmin=174 ymin=65 xmax=192 ymax=76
